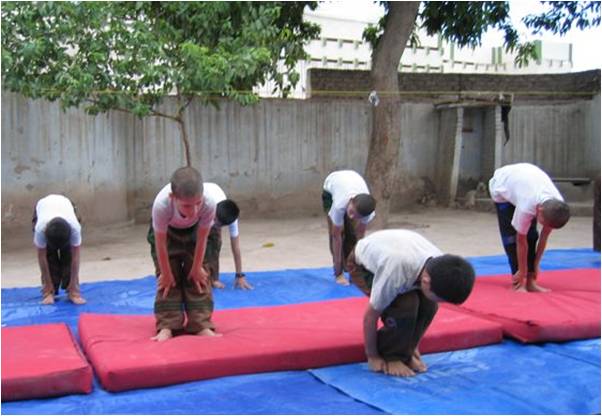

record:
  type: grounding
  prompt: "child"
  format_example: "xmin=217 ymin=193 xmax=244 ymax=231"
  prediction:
xmin=347 ymin=229 xmax=475 ymax=377
xmin=322 ymin=170 xmax=376 ymax=286
xmin=32 ymin=194 xmax=86 ymax=305
xmin=147 ymin=167 xmax=219 ymax=341
xmin=489 ymin=163 xmax=570 ymax=292
xmin=202 ymin=182 xmax=252 ymax=290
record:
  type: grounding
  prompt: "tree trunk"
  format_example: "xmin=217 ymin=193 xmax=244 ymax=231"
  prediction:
xmin=176 ymin=116 xmax=192 ymax=167
xmin=365 ymin=2 xmax=420 ymax=229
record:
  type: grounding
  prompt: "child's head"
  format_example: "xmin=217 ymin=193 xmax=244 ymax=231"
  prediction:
xmin=216 ymin=199 xmax=240 ymax=225
xmin=170 ymin=167 xmax=204 ymax=219
xmin=347 ymin=193 xmax=376 ymax=219
xmin=45 ymin=217 xmax=71 ymax=250
xmin=539 ymin=199 xmax=570 ymax=229
xmin=422 ymin=255 xmax=475 ymax=304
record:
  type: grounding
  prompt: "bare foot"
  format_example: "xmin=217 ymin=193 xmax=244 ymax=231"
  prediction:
xmin=385 ymin=360 xmax=416 ymax=377
xmin=527 ymin=281 xmax=551 ymax=293
xmin=41 ymin=294 xmax=55 ymax=305
xmin=151 ymin=328 xmax=173 ymax=342
xmin=512 ymin=284 xmax=528 ymax=293
xmin=212 ymin=280 xmax=225 ymax=289
xmin=69 ymin=294 xmax=87 ymax=305
xmin=409 ymin=350 xmax=427 ymax=373
xmin=335 ymin=274 xmax=350 ymax=286
xmin=196 ymin=328 xmax=222 ymax=337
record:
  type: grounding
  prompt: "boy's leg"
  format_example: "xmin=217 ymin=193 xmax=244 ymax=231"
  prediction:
xmin=322 ymin=190 xmax=335 ymax=257
xmin=147 ymin=221 xmax=161 ymax=277
xmin=526 ymin=218 xmax=539 ymax=273
xmin=203 ymin=226 xmax=223 ymax=288
xmin=46 ymin=248 xmax=63 ymax=295
xmin=342 ymin=214 xmax=358 ymax=272
xmin=153 ymin=254 xmax=186 ymax=334
xmin=33 ymin=206 xmax=55 ymax=300
xmin=182 ymin=239 xmax=216 ymax=334
xmin=494 ymin=202 xmax=519 ymax=275
xmin=376 ymin=291 xmax=420 ymax=364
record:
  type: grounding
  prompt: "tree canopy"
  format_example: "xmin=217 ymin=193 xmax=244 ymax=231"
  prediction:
xmin=1 ymin=1 xmax=320 ymax=164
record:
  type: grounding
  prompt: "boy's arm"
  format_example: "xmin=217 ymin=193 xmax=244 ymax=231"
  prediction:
xmin=363 ymin=304 xmax=386 ymax=373
xmin=231 ymin=235 xmax=252 ymax=290
xmin=189 ymin=224 xmax=211 ymax=293
xmin=37 ymin=248 xmax=53 ymax=297
xmin=155 ymin=231 xmax=176 ymax=298
xmin=533 ymin=226 xmax=552 ymax=277
xmin=514 ymin=233 xmax=528 ymax=288
xmin=355 ymin=222 xmax=367 ymax=240
xmin=67 ymin=246 xmax=85 ymax=303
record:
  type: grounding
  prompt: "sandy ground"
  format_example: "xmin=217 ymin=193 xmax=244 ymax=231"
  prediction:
xmin=1 ymin=207 xmax=595 ymax=289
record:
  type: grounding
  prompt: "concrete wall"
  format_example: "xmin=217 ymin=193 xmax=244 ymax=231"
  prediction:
xmin=2 ymin=89 xmax=599 ymax=232
xmin=1 ymin=93 xmax=134 ymax=232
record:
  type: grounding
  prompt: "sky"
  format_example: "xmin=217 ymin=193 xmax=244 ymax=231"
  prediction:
xmin=313 ymin=0 xmax=601 ymax=71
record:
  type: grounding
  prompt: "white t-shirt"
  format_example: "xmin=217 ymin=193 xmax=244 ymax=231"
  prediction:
xmin=323 ymin=170 xmax=375 ymax=227
xmin=489 ymin=163 xmax=563 ymax=234
xmin=151 ymin=184 xmax=215 ymax=233
xmin=203 ymin=182 xmax=239 ymax=238
xmin=354 ymin=229 xmax=443 ymax=312
xmin=33 ymin=195 xmax=82 ymax=248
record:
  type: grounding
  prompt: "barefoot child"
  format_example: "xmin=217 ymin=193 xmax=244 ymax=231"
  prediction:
xmin=202 ymin=182 xmax=252 ymax=290
xmin=322 ymin=170 xmax=376 ymax=286
xmin=347 ymin=229 xmax=475 ymax=377
xmin=33 ymin=194 xmax=86 ymax=305
xmin=147 ymin=167 xmax=219 ymax=341
xmin=489 ymin=163 xmax=571 ymax=292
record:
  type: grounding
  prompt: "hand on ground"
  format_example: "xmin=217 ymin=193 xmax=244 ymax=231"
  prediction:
xmin=212 ymin=280 xmax=225 ymax=289
xmin=335 ymin=273 xmax=350 ymax=286
xmin=234 ymin=277 xmax=254 ymax=290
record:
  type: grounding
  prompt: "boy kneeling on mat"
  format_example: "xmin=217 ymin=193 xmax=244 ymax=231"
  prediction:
xmin=347 ymin=230 xmax=475 ymax=377
xmin=147 ymin=167 xmax=220 ymax=341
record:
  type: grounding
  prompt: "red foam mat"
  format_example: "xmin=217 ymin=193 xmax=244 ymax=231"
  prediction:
xmin=450 ymin=268 xmax=601 ymax=343
xmin=1 ymin=323 xmax=93 ymax=401
xmin=79 ymin=297 xmax=502 ymax=392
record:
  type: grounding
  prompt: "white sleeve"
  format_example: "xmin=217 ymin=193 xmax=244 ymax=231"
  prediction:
xmin=328 ymin=206 xmax=345 ymax=227
xmin=361 ymin=211 xmax=375 ymax=225
xmin=70 ymin=224 xmax=82 ymax=247
xmin=229 ymin=219 xmax=239 ymax=238
xmin=369 ymin=263 xmax=400 ymax=312
xmin=33 ymin=228 xmax=47 ymax=249
xmin=511 ymin=209 xmax=534 ymax=235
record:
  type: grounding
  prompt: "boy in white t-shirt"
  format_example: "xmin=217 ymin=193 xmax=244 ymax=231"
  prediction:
xmin=322 ymin=170 xmax=376 ymax=286
xmin=347 ymin=230 xmax=475 ymax=377
xmin=32 ymin=194 xmax=86 ymax=305
xmin=202 ymin=182 xmax=252 ymax=290
xmin=489 ymin=163 xmax=570 ymax=292
xmin=147 ymin=167 xmax=219 ymax=342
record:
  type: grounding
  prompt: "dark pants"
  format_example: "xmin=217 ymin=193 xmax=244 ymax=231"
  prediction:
xmin=347 ymin=252 xmax=438 ymax=363
xmin=203 ymin=226 xmax=222 ymax=283
xmin=322 ymin=190 xmax=360 ymax=272
xmin=147 ymin=223 xmax=215 ymax=333
xmin=494 ymin=202 xmax=539 ymax=274
xmin=32 ymin=209 xmax=72 ymax=295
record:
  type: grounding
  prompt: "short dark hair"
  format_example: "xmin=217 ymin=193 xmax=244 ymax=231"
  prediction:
xmin=216 ymin=199 xmax=240 ymax=225
xmin=426 ymin=255 xmax=475 ymax=304
xmin=352 ymin=193 xmax=376 ymax=217
xmin=170 ymin=167 xmax=203 ymax=199
xmin=541 ymin=199 xmax=570 ymax=229
xmin=45 ymin=217 xmax=71 ymax=249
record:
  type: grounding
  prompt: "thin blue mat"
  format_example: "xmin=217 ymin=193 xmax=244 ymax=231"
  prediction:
xmin=1 ymin=249 xmax=600 ymax=414
xmin=310 ymin=339 xmax=601 ymax=415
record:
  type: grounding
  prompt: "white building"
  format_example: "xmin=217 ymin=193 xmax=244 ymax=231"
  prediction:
xmin=257 ymin=11 xmax=573 ymax=98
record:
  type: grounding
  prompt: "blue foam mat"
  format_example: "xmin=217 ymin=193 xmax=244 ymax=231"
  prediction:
xmin=310 ymin=339 xmax=601 ymax=415
xmin=1 ymin=248 xmax=600 ymax=414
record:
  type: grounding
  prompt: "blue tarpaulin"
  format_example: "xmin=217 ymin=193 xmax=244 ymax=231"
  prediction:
xmin=1 ymin=248 xmax=600 ymax=414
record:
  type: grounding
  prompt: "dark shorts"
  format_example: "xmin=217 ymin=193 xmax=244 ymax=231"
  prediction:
xmin=494 ymin=202 xmax=539 ymax=274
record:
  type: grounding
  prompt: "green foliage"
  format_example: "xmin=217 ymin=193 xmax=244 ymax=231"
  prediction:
xmin=1 ymin=1 xmax=320 ymax=116
xmin=363 ymin=1 xmax=600 ymax=67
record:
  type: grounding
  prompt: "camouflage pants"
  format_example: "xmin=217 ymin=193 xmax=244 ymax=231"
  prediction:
xmin=347 ymin=251 xmax=438 ymax=363
xmin=147 ymin=223 xmax=215 ymax=333
xmin=203 ymin=226 xmax=222 ymax=283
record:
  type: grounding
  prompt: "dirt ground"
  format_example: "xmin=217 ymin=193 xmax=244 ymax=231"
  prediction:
xmin=1 ymin=207 xmax=595 ymax=288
